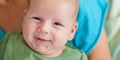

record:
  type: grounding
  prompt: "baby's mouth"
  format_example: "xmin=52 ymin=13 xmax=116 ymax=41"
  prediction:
xmin=36 ymin=37 xmax=50 ymax=41
xmin=34 ymin=36 xmax=51 ymax=45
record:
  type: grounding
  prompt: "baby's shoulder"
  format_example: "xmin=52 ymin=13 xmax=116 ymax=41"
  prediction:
xmin=66 ymin=44 xmax=84 ymax=54
xmin=6 ymin=31 xmax=22 ymax=37
xmin=65 ymin=44 xmax=88 ymax=60
xmin=4 ymin=32 xmax=22 ymax=39
xmin=0 ymin=32 xmax=23 ymax=44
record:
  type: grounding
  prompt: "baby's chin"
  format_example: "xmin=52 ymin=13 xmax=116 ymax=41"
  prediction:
xmin=31 ymin=44 xmax=55 ymax=57
xmin=26 ymin=41 xmax=64 ymax=58
xmin=33 ymin=46 xmax=64 ymax=58
xmin=34 ymin=45 xmax=50 ymax=54
xmin=25 ymin=39 xmax=51 ymax=53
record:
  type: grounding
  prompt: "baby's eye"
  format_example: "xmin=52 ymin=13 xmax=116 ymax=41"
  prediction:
xmin=54 ymin=22 xmax=63 ymax=27
xmin=32 ymin=17 xmax=41 ymax=21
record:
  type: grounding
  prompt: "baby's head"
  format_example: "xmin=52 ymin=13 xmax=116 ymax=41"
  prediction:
xmin=22 ymin=0 xmax=79 ymax=57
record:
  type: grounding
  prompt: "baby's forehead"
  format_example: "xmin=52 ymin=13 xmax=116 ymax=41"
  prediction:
xmin=29 ymin=0 xmax=79 ymax=14
xmin=27 ymin=0 xmax=79 ymax=21
xmin=29 ymin=0 xmax=78 ymax=6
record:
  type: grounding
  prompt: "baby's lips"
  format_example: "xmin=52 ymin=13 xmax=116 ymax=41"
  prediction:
xmin=34 ymin=36 xmax=51 ymax=41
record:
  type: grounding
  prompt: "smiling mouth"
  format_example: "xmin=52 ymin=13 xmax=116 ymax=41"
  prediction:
xmin=34 ymin=36 xmax=51 ymax=44
xmin=36 ymin=37 xmax=50 ymax=41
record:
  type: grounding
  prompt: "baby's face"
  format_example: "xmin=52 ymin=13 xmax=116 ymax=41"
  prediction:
xmin=22 ymin=0 xmax=78 ymax=57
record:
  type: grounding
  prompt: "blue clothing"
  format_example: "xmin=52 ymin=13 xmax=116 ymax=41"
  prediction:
xmin=0 ymin=28 xmax=5 ymax=39
xmin=68 ymin=0 xmax=109 ymax=54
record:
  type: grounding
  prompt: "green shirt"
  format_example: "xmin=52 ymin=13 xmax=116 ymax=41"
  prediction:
xmin=0 ymin=32 xmax=88 ymax=60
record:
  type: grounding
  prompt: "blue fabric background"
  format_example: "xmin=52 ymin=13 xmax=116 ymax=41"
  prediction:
xmin=68 ymin=0 xmax=109 ymax=54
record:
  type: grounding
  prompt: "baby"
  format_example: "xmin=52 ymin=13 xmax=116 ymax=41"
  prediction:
xmin=0 ymin=0 xmax=88 ymax=60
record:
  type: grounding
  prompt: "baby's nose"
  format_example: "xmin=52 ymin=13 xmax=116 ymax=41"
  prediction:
xmin=37 ymin=23 xmax=50 ymax=34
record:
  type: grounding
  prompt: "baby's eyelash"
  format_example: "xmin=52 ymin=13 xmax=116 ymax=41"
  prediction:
xmin=54 ymin=22 xmax=63 ymax=27
xmin=32 ymin=17 xmax=41 ymax=20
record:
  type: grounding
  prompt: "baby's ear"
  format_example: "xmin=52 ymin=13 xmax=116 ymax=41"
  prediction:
xmin=68 ymin=22 xmax=78 ymax=40
xmin=24 ymin=9 xmax=27 ymax=16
